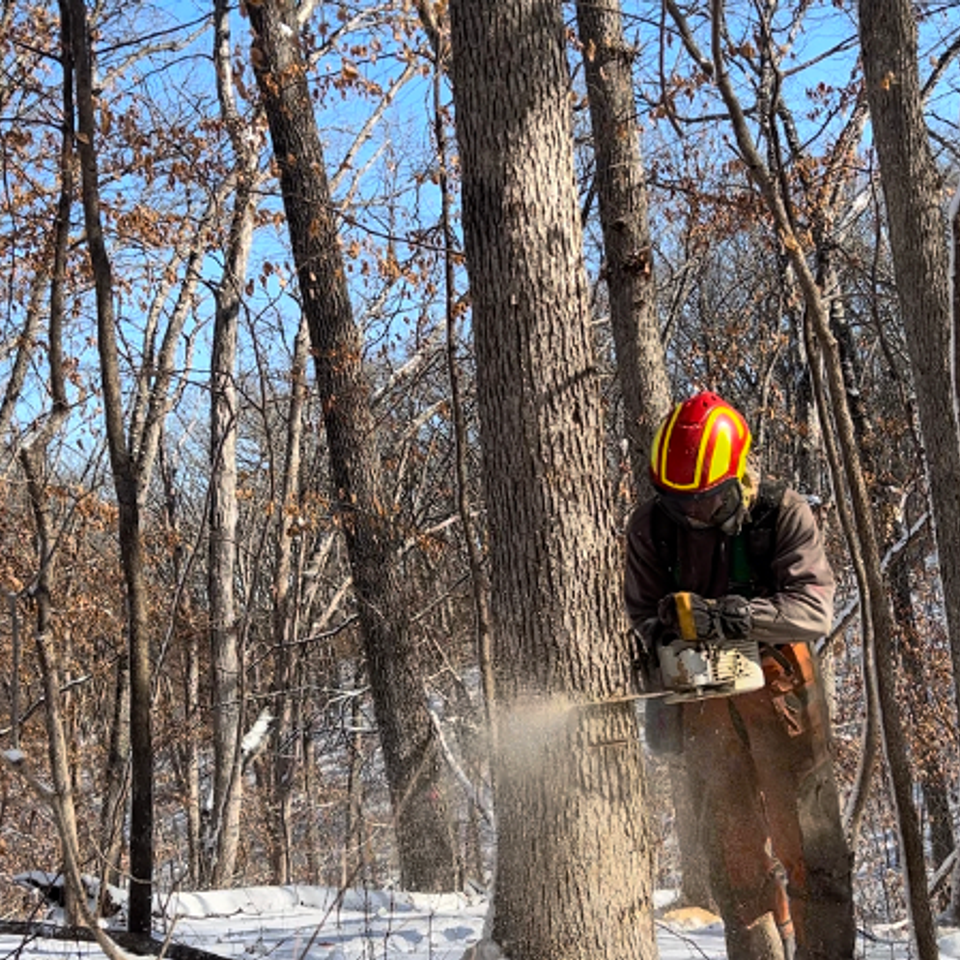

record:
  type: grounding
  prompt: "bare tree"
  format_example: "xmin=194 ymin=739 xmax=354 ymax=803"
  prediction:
xmin=15 ymin=10 xmax=78 ymax=914
xmin=64 ymin=0 xmax=219 ymax=927
xmin=575 ymin=0 xmax=671 ymax=479
xmin=448 ymin=1 xmax=656 ymax=956
xmin=266 ymin=315 xmax=311 ymax=883
xmin=859 ymin=0 xmax=960 ymax=929
xmin=202 ymin=0 xmax=265 ymax=887
xmin=66 ymin=0 xmax=154 ymax=932
xmin=245 ymin=0 xmax=461 ymax=891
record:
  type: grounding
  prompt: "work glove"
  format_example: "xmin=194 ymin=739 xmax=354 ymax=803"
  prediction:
xmin=657 ymin=592 xmax=753 ymax=641
xmin=714 ymin=594 xmax=753 ymax=639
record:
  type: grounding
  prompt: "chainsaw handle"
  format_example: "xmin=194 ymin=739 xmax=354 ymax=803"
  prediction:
xmin=673 ymin=591 xmax=699 ymax=641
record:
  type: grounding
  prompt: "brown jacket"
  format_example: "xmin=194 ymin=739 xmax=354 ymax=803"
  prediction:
xmin=624 ymin=486 xmax=835 ymax=646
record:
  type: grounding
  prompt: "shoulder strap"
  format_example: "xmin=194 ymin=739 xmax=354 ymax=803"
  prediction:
xmin=731 ymin=478 xmax=787 ymax=596
xmin=650 ymin=501 xmax=680 ymax=588
xmin=749 ymin=478 xmax=788 ymax=528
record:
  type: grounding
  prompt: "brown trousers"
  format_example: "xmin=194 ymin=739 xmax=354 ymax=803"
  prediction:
xmin=682 ymin=643 xmax=855 ymax=960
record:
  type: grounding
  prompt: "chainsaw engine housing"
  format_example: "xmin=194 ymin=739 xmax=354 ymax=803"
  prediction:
xmin=658 ymin=637 xmax=764 ymax=701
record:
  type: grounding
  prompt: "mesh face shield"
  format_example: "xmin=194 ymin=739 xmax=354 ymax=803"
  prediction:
xmin=656 ymin=477 xmax=743 ymax=530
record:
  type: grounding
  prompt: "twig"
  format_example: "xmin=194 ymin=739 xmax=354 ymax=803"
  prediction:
xmin=426 ymin=705 xmax=494 ymax=826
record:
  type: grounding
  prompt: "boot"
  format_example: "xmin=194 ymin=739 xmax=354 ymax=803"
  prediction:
xmin=725 ymin=911 xmax=787 ymax=960
xmin=780 ymin=929 xmax=797 ymax=960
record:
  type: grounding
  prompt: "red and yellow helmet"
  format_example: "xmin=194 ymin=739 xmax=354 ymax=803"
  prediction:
xmin=649 ymin=391 xmax=751 ymax=494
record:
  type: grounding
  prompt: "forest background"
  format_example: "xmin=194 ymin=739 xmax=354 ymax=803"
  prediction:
xmin=1 ymin=0 xmax=960 ymax=957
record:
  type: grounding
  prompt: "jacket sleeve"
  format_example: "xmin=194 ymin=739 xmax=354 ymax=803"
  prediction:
xmin=623 ymin=503 xmax=674 ymax=637
xmin=748 ymin=489 xmax=835 ymax=645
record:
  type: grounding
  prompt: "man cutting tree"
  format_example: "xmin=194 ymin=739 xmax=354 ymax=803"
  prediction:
xmin=624 ymin=391 xmax=855 ymax=960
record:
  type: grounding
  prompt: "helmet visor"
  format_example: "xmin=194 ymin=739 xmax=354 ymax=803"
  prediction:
xmin=656 ymin=480 xmax=742 ymax=530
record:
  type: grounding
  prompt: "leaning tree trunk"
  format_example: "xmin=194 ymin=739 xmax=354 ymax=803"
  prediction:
xmin=449 ymin=2 xmax=656 ymax=958
xmin=21 ymin=449 xmax=84 ymax=926
xmin=860 ymin=0 xmax=960 ymax=925
xmin=246 ymin=0 xmax=460 ymax=892
xmin=17 ymin=53 xmax=78 ymax=906
xmin=814 ymin=256 xmax=881 ymax=845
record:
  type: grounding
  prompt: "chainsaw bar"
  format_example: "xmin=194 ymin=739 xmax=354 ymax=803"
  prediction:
xmin=663 ymin=684 xmax=742 ymax=703
xmin=580 ymin=682 xmax=755 ymax=709
xmin=577 ymin=690 xmax=671 ymax=708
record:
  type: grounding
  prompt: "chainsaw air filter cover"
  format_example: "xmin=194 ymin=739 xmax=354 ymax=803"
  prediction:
xmin=659 ymin=637 xmax=764 ymax=701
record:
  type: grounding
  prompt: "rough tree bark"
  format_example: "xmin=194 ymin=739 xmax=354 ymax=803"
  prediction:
xmin=246 ymin=0 xmax=460 ymax=891
xmin=448 ymin=1 xmax=656 ymax=957
xmin=574 ymin=0 xmax=714 ymax=914
xmin=575 ymin=0 xmax=672 ymax=483
xmin=859 ymin=0 xmax=960 ymax=926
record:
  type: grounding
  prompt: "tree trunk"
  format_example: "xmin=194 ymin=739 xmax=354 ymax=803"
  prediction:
xmin=0 ymin=268 xmax=47 ymax=457
xmin=98 ymin=654 xmax=130 ymax=899
xmin=801 ymin=315 xmax=879 ymax=845
xmin=574 ymin=0 xmax=702 ymax=912
xmin=268 ymin=316 xmax=310 ymax=885
xmin=342 ymin=662 xmax=368 ymax=889
xmin=891 ymin=539 xmax=955 ymax=873
xmin=303 ymin=717 xmax=321 ymax=886
xmin=433 ymin=65 xmax=496 ymax=755
xmin=812 ymin=257 xmax=881 ymax=844
xmin=21 ymin=449 xmax=84 ymax=926
xmin=66 ymin=0 xmax=153 ymax=930
xmin=206 ymin=273 xmax=243 ymax=887
xmin=246 ymin=0 xmax=459 ymax=891
xmin=448 ymin=2 xmax=656 ymax=957
xmin=791 ymin=341 xmax=822 ymax=496
xmin=859 ymin=0 xmax=960 ymax=935
xmin=204 ymin=181 xmax=248 ymax=889
xmin=575 ymin=0 xmax=672 ymax=485
xmin=184 ymin=629 xmax=201 ymax=887
xmin=204 ymin=0 xmax=263 ymax=887
xmin=21 ymin=9 xmax=85 ymax=924
xmin=159 ymin=441 xmax=202 ymax=888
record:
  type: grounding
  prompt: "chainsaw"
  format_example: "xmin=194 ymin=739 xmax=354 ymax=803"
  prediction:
xmin=633 ymin=592 xmax=765 ymax=704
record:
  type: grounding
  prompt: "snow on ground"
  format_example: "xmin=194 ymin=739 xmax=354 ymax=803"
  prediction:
xmin=2 ymin=884 xmax=959 ymax=959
